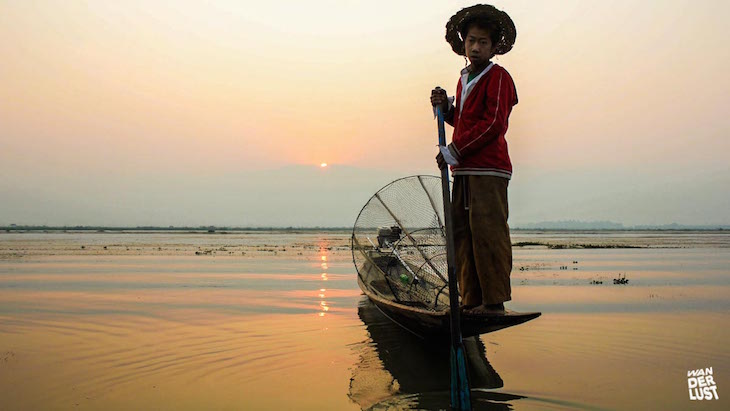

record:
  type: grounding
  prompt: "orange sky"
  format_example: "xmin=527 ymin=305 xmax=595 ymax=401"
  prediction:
xmin=1 ymin=1 xmax=728 ymax=226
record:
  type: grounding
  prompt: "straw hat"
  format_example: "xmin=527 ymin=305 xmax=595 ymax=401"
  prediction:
xmin=445 ymin=4 xmax=516 ymax=56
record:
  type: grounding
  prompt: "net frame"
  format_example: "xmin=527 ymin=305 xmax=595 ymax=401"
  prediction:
xmin=351 ymin=175 xmax=451 ymax=311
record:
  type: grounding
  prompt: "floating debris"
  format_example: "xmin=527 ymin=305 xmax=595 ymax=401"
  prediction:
xmin=512 ymin=241 xmax=544 ymax=247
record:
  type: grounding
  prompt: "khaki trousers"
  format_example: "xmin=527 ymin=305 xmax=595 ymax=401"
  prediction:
xmin=451 ymin=175 xmax=512 ymax=307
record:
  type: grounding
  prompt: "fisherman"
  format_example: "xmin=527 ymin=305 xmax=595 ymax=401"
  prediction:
xmin=430 ymin=4 xmax=518 ymax=315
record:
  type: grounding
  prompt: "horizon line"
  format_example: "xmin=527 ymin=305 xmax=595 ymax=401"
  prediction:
xmin=2 ymin=224 xmax=729 ymax=232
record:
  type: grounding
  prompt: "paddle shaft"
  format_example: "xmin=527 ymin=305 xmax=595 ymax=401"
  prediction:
xmin=436 ymin=105 xmax=471 ymax=410
xmin=436 ymin=106 xmax=463 ymax=346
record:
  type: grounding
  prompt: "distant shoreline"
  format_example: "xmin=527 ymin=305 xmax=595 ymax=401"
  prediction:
xmin=1 ymin=225 xmax=727 ymax=233
xmin=0 ymin=226 xmax=352 ymax=234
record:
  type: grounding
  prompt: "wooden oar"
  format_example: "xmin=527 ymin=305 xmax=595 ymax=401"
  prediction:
xmin=435 ymin=104 xmax=472 ymax=410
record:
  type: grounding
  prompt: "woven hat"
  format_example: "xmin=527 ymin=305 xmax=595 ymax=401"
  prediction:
xmin=445 ymin=4 xmax=516 ymax=56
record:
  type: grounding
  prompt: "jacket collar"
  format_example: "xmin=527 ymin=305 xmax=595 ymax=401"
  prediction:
xmin=460 ymin=62 xmax=494 ymax=76
xmin=459 ymin=62 xmax=494 ymax=113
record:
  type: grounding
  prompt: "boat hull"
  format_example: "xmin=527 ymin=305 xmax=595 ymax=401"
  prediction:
xmin=358 ymin=276 xmax=540 ymax=339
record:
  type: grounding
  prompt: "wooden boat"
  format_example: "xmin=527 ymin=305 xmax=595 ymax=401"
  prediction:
xmin=357 ymin=276 xmax=540 ymax=339
xmin=355 ymin=238 xmax=540 ymax=339
xmin=351 ymin=176 xmax=540 ymax=339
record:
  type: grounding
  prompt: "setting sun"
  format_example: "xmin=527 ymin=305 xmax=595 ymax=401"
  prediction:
xmin=320 ymin=163 xmax=328 ymax=168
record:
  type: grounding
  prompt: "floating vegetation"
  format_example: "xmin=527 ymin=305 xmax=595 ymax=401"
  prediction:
xmin=580 ymin=244 xmax=643 ymax=249
xmin=512 ymin=241 xmax=643 ymax=249
xmin=512 ymin=241 xmax=544 ymax=247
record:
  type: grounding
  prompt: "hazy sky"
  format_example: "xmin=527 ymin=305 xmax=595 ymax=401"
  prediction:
xmin=1 ymin=0 xmax=728 ymax=227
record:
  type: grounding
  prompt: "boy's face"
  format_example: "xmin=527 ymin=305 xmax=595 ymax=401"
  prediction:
xmin=464 ymin=25 xmax=497 ymax=68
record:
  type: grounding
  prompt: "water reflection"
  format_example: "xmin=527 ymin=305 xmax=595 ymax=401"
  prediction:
xmin=350 ymin=297 xmax=526 ymax=410
xmin=318 ymin=241 xmax=329 ymax=317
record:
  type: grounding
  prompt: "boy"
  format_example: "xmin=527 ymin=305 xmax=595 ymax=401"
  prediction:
xmin=430 ymin=4 xmax=518 ymax=315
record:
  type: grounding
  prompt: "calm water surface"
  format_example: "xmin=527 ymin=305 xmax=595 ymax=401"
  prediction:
xmin=0 ymin=231 xmax=728 ymax=410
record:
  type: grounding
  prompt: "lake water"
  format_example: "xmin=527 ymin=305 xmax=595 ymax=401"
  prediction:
xmin=0 ymin=231 xmax=728 ymax=410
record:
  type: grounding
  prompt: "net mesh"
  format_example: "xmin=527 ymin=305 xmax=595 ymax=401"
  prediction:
xmin=352 ymin=175 xmax=450 ymax=311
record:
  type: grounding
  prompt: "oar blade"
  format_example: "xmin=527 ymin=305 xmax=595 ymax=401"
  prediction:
xmin=450 ymin=344 xmax=472 ymax=410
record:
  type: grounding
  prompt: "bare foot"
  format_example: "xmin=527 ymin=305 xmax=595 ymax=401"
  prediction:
xmin=459 ymin=304 xmax=478 ymax=313
xmin=465 ymin=303 xmax=505 ymax=315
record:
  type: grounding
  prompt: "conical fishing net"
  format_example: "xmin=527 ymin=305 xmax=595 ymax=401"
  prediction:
xmin=352 ymin=175 xmax=450 ymax=311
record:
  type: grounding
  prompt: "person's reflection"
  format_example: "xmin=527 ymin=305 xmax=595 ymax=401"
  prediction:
xmin=350 ymin=297 xmax=525 ymax=410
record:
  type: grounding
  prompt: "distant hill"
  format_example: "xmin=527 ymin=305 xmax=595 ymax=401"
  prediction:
xmin=3 ymin=221 xmax=729 ymax=232
xmin=515 ymin=220 xmax=625 ymax=230
xmin=513 ymin=220 xmax=730 ymax=230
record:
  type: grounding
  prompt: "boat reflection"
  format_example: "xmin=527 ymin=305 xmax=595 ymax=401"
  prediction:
xmin=350 ymin=297 xmax=526 ymax=410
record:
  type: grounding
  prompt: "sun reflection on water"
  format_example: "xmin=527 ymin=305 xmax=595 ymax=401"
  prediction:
xmin=318 ymin=239 xmax=330 ymax=317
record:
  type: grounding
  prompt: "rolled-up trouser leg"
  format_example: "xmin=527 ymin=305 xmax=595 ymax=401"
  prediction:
xmin=451 ymin=176 xmax=482 ymax=307
xmin=468 ymin=175 xmax=512 ymax=305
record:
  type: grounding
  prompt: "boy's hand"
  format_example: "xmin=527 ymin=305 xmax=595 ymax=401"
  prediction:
xmin=436 ymin=151 xmax=447 ymax=170
xmin=436 ymin=144 xmax=459 ymax=169
xmin=430 ymin=87 xmax=450 ymax=112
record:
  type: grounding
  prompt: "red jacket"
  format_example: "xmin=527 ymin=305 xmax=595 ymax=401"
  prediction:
xmin=445 ymin=63 xmax=518 ymax=179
